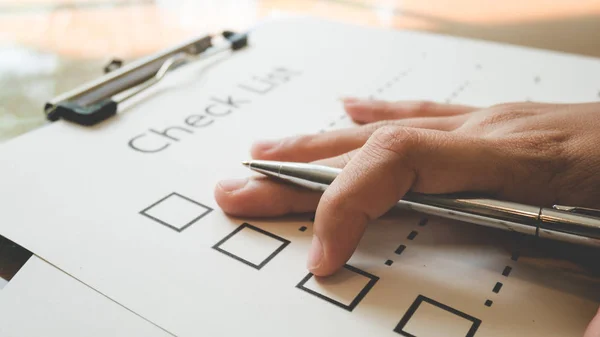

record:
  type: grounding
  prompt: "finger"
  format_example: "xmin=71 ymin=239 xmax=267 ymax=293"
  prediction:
xmin=584 ymin=307 xmax=600 ymax=337
xmin=342 ymin=98 xmax=478 ymax=123
xmin=307 ymin=126 xmax=509 ymax=276
xmin=251 ymin=115 xmax=468 ymax=163
xmin=214 ymin=150 xmax=357 ymax=217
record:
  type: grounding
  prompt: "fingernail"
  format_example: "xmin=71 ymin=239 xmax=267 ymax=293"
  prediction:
xmin=218 ymin=178 xmax=248 ymax=192
xmin=307 ymin=235 xmax=323 ymax=270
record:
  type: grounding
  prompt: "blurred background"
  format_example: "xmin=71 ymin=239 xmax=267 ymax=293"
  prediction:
xmin=1 ymin=0 xmax=600 ymax=142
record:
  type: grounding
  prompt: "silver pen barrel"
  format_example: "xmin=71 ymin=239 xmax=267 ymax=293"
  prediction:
xmin=243 ymin=160 xmax=600 ymax=247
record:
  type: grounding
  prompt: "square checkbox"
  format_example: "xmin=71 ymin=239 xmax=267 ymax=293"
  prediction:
xmin=394 ymin=295 xmax=481 ymax=337
xmin=296 ymin=264 xmax=379 ymax=312
xmin=140 ymin=192 xmax=212 ymax=232
xmin=212 ymin=223 xmax=290 ymax=270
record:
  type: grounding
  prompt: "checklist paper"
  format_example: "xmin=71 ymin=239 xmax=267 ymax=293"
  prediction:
xmin=0 ymin=256 xmax=170 ymax=337
xmin=0 ymin=17 xmax=599 ymax=337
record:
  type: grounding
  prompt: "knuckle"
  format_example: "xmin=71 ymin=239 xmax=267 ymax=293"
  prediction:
xmin=495 ymin=132 xmax=573 ymax=200
xmin=368 ymin=125 xmax=419 ymax=158
xmin=412 ymin=100 xmax=438 ymax=114
xmin=361 ymin=120 xmax=394 ymax=135
xmin=282 ymin=134 xmax=312 ymax=150
xmin=478 ymin=104 xmax=537 ymax=128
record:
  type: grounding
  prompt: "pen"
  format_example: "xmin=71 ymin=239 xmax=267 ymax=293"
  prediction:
xmin=242 ymin=160 xmax=600 ymax=248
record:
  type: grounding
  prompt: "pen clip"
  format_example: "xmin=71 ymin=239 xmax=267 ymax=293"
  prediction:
xmin=552 ymin=205 xmax=600 ymax=218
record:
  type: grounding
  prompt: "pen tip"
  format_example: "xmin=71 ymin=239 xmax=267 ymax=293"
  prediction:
xmin=241 ymin=161 xmax=250 ymax=167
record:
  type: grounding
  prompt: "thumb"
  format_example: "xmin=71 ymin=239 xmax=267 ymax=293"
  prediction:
xmin=308 ymin=126 xmax=509 ymax=276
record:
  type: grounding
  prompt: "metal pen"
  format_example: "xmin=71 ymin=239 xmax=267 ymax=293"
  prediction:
xmin=242 ymin=159 xmax=600 ymax=248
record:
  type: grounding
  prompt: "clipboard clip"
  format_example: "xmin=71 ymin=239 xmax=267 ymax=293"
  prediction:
xmin=44 ymin=30 xmax=248 ymax=126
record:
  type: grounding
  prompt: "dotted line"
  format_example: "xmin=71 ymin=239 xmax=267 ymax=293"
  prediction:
xmin=445 ymin=81 xmax=470 ymax=103
xmin=319 ymin=112 xmax=348 ymax=133
xmin=372 ymin=68 xmax=413 ymax=98
xmin=318 ymin=66 xmax=420 ymax=134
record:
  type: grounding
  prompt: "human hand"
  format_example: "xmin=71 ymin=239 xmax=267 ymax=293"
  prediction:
xmin=214 ymin=98 xmax=600 ymax=335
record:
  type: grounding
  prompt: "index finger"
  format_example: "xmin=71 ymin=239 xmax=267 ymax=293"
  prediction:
xmin=308 ymin=126 xmax=509 ymax=276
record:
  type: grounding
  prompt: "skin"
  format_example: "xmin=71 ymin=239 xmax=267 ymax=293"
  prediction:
xmin=214 ymin=98 xmax=600 ymax=336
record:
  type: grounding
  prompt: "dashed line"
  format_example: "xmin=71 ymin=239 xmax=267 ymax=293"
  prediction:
xmin=511 ymin=251 xmax=520 ymax=261
xmin=484 ymin=237 xmax=521 ymax=307
xmin=383 ymin=217 xmax=431 ymax=272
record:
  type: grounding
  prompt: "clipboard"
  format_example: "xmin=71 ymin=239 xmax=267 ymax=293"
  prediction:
xmin=44 ymin=30 xmax=248 ymax=126
xmin=0 ymin=16 xmax=598 ymax=337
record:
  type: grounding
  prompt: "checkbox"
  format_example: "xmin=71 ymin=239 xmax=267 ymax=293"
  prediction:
xmin=394 ymin=295 xmax=481 ymax=337
xmin=140 ymin=192 xmax=212 ymax=232
xmin=212 ymin=223 xmax=290 ymax=270
xmin=296 ymin=264 xmax=379 ymax=312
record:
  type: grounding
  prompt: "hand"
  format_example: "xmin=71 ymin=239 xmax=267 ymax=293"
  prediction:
xmin=214 ymin=98 xmax=600 ymax=335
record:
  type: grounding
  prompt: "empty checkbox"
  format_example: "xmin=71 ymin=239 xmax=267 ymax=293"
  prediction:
xmin=212 ymin=223 xmax=290 ymax=270
xmin=296 ymin=264 xmax=378 ymax=312
xmin=394 ymin=295 xmax=481 ymax=337
xmin=140 ymin=192 xmax=212 ymax=232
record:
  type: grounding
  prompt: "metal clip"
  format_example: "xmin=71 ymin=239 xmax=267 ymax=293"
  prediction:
xmin=44 ymin=30 xmax=248 ymax=126
xmin=552 ymin=205 xmax=600 ymax=218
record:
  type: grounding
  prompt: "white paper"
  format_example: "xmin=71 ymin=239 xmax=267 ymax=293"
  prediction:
xmin=0 ymin=17 xmax=598 ymax=336
xmin=0 ymin=256 xmax=170 ymax=337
